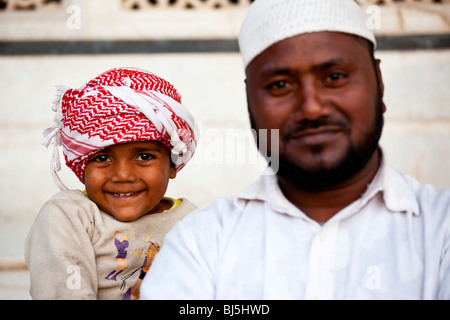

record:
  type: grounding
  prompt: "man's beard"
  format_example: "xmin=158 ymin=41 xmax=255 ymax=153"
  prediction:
xmin=250 ymin=97 xmax=384 ymax=191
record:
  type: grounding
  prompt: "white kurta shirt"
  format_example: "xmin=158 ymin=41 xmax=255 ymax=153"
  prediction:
xmin=141 ymin=156 xmax=450 ymax=300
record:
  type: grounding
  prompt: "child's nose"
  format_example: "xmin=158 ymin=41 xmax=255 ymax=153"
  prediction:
xmin=111 ymin=160 xmax=137 ymax=182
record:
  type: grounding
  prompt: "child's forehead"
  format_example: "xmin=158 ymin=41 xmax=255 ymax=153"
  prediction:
xmin=98 ymin=140 xmax=168 ymax=153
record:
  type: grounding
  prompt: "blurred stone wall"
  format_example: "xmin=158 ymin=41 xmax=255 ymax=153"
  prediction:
xmin=0 ymin=0 xmax=449 ymax=267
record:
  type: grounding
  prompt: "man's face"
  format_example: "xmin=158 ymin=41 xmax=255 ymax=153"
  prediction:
xmin=245 ymin=32 xmax=385 ymax=190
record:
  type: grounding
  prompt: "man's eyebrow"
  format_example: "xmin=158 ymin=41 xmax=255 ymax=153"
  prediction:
xmin=259 ymin=67 xmax=297 ymax=78
xmin=310 ymin=58 xmax=351 ymax=73
xmin=259 ymin=58 xmax=351 ymax=77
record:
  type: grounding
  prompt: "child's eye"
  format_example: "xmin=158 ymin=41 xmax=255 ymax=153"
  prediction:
xmin=136 ymin=153 xmax=153 ymax=161
xmin=92 ymin=154 xmax=111 ymax=163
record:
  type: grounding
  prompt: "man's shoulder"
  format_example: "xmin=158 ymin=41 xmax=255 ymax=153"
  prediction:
xmin=175 ymin=197 xmax=243 ymax=233
xmin=187 ymin=197 xmax=239 ymax=220
xmin=398 ymin=170 xmax=450 ymax=217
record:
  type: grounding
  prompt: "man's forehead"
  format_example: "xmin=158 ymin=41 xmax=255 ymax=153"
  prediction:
xmin=247 ymin=32 xmax=368 ymax=74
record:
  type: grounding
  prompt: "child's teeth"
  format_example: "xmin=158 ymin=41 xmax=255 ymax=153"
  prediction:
xmin=115 ymin=192 xmax=134 ymax=197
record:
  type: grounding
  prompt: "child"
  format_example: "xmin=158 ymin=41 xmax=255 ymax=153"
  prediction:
xmin=25 ymin=67 xmax=198 ymax=300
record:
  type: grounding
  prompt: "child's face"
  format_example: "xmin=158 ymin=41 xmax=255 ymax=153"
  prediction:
xmin=84 ymin=141 xmax=176 ymax=222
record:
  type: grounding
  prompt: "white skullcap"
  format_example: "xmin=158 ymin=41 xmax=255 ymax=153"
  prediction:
xmin=238 ymin=0 xmax=376 ymax=68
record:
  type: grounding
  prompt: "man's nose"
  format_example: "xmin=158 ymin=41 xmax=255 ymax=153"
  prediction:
xmin=294 ymin=80 xmax=330 ymax=121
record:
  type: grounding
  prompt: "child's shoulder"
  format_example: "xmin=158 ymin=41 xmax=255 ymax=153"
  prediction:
xmin=44 ymin=189 xmax=95 ymax=209
xmin=168 ymin=197 xmax=198 ymax=214
xmin=26 ymin=190 xmax=98 ymax=254
xmin=38 ymin=189 xmax=98 ymax=225
xmin=49 ymin=189 xmax=88 ymax=201
xmin=147 ymin=197 xmax=197 ymax=227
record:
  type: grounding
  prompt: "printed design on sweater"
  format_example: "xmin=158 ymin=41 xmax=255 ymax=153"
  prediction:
xmin=109 ymin=232 xmax=161 ymax=300
xmin=105 ymin=231 xmax=130 ymax=281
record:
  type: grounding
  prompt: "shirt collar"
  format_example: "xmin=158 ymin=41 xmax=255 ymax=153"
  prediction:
xmin=367 ymin=152 xmax=420 ymax=216
xmin=235 ymin=150 xmax=420 ymax=217
xmin=235 ymin=166 xmax=311 ymax=218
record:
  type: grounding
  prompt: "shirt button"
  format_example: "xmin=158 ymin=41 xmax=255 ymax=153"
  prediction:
xmin=317 ymin=232 xmax=325 ymax=241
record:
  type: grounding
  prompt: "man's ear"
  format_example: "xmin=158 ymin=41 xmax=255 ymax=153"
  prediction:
xmin=244 ymin=77 xmax=253 ymax=116
xmin=375 ymin=59 xmax=386 ymax=113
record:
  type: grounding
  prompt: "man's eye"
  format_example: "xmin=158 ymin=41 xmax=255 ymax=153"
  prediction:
xmin=92 ymin=155 xmax=110 ymax=163
xmin=137 ymin=153 xmax=153 ymax=161
xmin=267 ymin=80 xmax=289 ymax=90
xmin=325 ymin=72 xmax=347 ymax=82
xmin=266 ymin=80 xmax=294 ymax=96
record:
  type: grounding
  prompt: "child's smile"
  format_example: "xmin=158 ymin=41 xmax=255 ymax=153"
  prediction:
xmin=110 ymin=191 xmax=142 ymax=198
xmin=83 ymin=141 xmax=176 ymax=222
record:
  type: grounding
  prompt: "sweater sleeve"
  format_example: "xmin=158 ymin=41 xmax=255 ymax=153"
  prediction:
xmin=25 ymin=191 xmax=99 ymax=300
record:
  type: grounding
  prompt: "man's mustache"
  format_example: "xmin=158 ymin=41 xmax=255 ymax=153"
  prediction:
xmin=282 ymin=117 xmax=349 ymax=139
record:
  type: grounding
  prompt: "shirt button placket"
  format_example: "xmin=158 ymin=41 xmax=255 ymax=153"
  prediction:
xmin=305 ymin=223 xmax=339 ymax=299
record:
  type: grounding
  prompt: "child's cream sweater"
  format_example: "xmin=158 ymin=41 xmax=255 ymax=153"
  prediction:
xmin=25 ymin=190 xmax=196 ymax=300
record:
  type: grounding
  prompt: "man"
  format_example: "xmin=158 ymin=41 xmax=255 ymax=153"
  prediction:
xmin=141 ymin=0 xmax=450 ymax=299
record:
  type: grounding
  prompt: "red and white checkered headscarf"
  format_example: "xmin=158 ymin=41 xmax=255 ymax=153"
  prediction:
xmin=42 ymin=67 xmax=198 ymax=190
